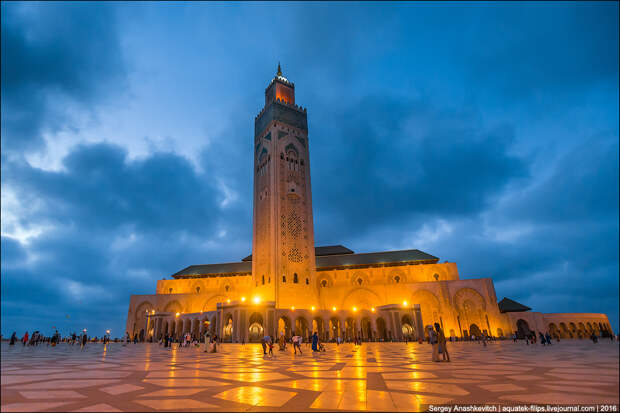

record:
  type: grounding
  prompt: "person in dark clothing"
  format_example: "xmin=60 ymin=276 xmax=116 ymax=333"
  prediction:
xmin=545 ymin=332 xmax=552 ymax=345
xmin=9 ymin=332 xmax=17 ymax=345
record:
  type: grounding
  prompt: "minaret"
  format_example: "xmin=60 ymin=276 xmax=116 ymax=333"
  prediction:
xmin=252 ymin=64 xmax=317 ymax=308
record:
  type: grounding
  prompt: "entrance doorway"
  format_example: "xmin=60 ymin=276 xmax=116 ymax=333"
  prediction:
xmin=248 ymin=312 xmax=264 ymax=342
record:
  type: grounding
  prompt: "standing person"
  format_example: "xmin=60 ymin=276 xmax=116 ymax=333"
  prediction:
xmin=204 ymin=331 xmax=211 ymax=353
xmin=261 ymin=335 xmax=268 ymax=355
xmin=428 ymin=326 xmax=440 ymax=362
xmin=80 ymin=332 xmax=87 ymax=350
xmin=434 ymin=323 xmax=450 ymax=362
xmin=22 ymin=331 xmax=29 ymax=346
xmin=211 ymin=334 xmax=218 ymax=353
xmin=545 ymin=332 xmax=552 ymax=345
xmin=9 ymin=332 xmax=17 ymax=345
xmin=268 ymin=338 xmax=275 ymax=357
xmin=292 ymin=334 xmax=302 ymax=355
xmin=311 ymin=331 xmax=319 ymax=352
xmin=539 ymin=332 xmax=546 ymax=346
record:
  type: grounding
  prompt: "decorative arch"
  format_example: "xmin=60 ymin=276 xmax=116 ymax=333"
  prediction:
xmin=453 ymin=287 xmax=487 ymax=312
xmin=190 ymin=280 xmax=204 ymax=295
xmin=387 ymin=269 xmax=406 ymax=284
xmin=133 ymin=301 xmax=155 ymax=337
xmin=411 ymin=289 xmax=441 ymax=328
xmin=341 ymin=288 xmax=381 ymax=311
xmin=284 ymin=143 xmax=299 ymax=157
xmin=316 ymin=273 xmax=334 ymax=290
xmin=220 ymin=281 xmax=233 ymax=294
xmin=425 ymin=266 xmax=446 ymax=282
xmin=163 ymin=300 xmax=183 ymax=314
xmin=258 ymin=147 xmax=269 ymax=163
xmin=202 ymin=295 xmax=227 ymax=312
xmin=350 ymin=271 xmax=370 ymax=287
xmin=134 ymin=300 xmax=155 ymax=315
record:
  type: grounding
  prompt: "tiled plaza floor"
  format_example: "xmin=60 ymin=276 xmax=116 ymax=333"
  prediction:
xmin=1 ymin=340 xmax=618 ymax=412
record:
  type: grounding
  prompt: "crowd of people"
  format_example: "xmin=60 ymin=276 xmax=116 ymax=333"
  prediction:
xmin=4 ymin=325 xmax=616 ymax=364
xmin=6 ymin=330 xmax=113 ymax=349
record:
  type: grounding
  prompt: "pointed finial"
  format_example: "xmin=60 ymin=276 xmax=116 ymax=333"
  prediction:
xmin=277 ymin=62 xmax=282 ymax=77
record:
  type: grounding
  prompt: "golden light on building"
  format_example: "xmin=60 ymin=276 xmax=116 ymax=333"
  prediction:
xmin=123 ymin=68 xmax=609 ymax=347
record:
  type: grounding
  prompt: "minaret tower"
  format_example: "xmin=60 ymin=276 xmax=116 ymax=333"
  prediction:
xmin=251 ymin=64 xmax=317 ymax=308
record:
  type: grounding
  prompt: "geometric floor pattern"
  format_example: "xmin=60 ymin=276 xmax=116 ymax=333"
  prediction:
xmin=1 ymin=340 xmax=618 ymax=411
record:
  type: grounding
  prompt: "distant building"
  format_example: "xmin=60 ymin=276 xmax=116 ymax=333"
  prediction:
xmin=126 ymin=65 xmax=613 ymax=342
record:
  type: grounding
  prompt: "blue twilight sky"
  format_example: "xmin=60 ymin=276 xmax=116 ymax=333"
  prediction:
xmin=1 ymin=2 xmax=618 ymax=338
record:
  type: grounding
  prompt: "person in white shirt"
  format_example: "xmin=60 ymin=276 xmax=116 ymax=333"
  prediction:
xmin=291 ymin=334 xmax=302 ymax=355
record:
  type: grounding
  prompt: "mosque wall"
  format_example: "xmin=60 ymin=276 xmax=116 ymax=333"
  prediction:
xmin=506 ymin=311 xmax=614 ymax=339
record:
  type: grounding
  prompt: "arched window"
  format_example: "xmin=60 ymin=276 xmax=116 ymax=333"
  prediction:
xmin=433 ymin=273 xmax=439 ymax=281
xmin=282 ymin=275 xmax=286 ymax=283
xmin=321 ymin=280 xmax=327 ymax=288
xmin=394 ymin=276 xmax=400 ymax=284
xmin=225 ymin=285 xmax=230 ymax=292
xmin=357 ymin=278 xmax=363 ymax=285
xmin=305 ymin=278 xmax=309 ymax=285
xmin=268 ymin=276 xmax=271 ymax=283
xmin=280 ymin=153 xmax=284 ymax=160
xmin=293 ymin=273 xmax=298 ymax=283
xmin=196 ymin=286 xmax=200 ymax=294
xmin=169 ymin=288 xmax=173 ymax=294
xmin=262 ymin=275 xmax=265 ymax=285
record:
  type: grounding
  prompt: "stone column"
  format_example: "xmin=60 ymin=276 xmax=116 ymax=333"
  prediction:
xmin=414 ymin=305 xmax=424 ymax=340
xmin=233 ymin=309 xmax=240 ymax=343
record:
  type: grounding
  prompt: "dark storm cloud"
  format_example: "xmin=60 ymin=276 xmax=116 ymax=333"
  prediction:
xmin=0 ymin=2 xmax=126 ymax=153
xmin=1 ymin=143 xmax=233 ymax=334
xmin=464 ymin=2 xmax=619 ymax=98
xmin=310 ymin=95 xmax=527 ymax=243
xmin=5 ymin=144 xmax=220 ymax=233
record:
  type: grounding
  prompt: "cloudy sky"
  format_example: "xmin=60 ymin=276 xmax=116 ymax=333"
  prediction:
xmin=1 ymin=2 xmax=618 ymax=337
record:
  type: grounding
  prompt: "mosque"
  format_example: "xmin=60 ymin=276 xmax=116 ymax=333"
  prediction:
xmin=126 ymin=66 xmax=614 ymax=343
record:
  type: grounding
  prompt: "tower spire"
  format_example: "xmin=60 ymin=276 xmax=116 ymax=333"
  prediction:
xmin=277 ymin=62 xmax=282 ymax=77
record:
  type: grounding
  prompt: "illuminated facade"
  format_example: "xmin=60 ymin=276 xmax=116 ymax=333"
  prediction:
xmin=126 ymin=66 xmax=614 ymax=343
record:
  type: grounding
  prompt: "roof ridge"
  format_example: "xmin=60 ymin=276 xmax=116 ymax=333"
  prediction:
xmin=344 ymin=248 xmax=434 ymax=257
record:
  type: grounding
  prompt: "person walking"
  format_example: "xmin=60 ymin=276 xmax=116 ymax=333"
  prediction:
xmin=428 ymin=325 xmax=440 ymax=362
xmin=539 ymin=332 xmax=546 ymax=346
xmin=292 ymin=334 xmax=302 ymax=355
xmin=22 ymin=331 xmax=29 ymax=347
xmin=434 ymin=323 xmax=450 ymax=362
xmin=9 ymin=332 xmax=17 ymax=345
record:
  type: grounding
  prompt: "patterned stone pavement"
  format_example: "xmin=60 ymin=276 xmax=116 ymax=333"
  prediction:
xmin=1 ymin=340 xmax=618 ymax=412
